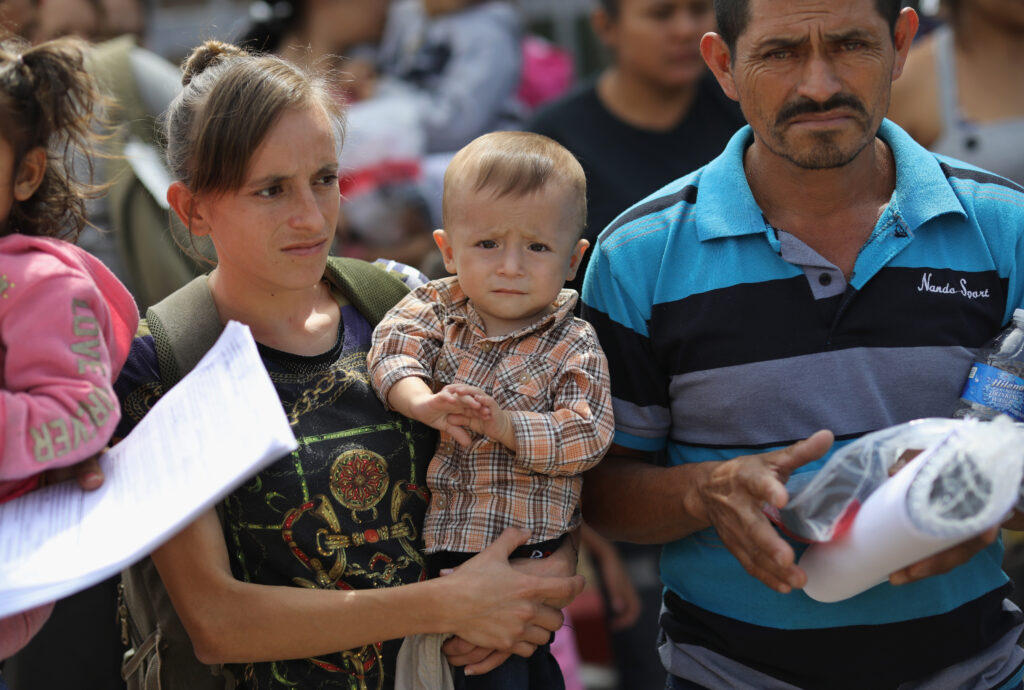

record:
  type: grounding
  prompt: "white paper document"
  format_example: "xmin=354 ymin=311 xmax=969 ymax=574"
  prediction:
xmin=0 ymin=321 xmax=298 ymax=618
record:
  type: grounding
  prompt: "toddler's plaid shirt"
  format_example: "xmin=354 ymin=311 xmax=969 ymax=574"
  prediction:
xmin=368 ymin=277 xmax=614 ymax=554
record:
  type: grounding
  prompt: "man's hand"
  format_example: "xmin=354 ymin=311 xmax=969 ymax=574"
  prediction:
xmin=699 ymin=430 xmax=834 ymax=593
xmin=889 ymin=526 xmax=1000 ymax=585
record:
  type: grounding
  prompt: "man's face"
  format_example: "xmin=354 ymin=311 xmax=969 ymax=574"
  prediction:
xmin=705 ymin=0 xmax=915 ymax=170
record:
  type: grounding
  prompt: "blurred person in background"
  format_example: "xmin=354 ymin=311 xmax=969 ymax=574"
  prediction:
xmin=528 ymin=0 xmax=745 ymax=298
xmin=235 ymin=0 xmax=447 ymax=277
xmin=888 ymin=0 xmax=1024 ymax=185
xmin=236 ymin=0 xmax=390 ymax=89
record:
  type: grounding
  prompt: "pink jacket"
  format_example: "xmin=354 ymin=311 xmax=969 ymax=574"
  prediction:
xmin=0 ymin=234 xmax=138 ymax=659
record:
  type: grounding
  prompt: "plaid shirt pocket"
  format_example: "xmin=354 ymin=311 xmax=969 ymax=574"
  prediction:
xmin=494 ymin=355 xmax=550 ymax=408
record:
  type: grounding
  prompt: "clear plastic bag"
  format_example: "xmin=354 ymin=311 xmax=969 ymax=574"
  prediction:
xmin=775 ymin=416 xmax=1024 ymax=544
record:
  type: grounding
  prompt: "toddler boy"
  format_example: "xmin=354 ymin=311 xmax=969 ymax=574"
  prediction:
xmin=368 ymin=131 xmax=614 ymax=688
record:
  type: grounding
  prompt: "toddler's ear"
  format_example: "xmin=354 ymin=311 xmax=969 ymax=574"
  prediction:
xmin=14 ymin=147 xmax=46 ymax=202
xmin=432 ymin=229 xmax=457 ymax=275
xmin=565 ymin=238 xmax=590 ymax=281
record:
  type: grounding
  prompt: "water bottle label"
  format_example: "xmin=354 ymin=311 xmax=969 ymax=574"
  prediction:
xmin=960 ymin=362 xmax=1024 ymax=421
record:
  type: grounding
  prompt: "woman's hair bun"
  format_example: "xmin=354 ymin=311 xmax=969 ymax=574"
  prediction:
xmin=181 ymin=40 xmax=248 ymax=87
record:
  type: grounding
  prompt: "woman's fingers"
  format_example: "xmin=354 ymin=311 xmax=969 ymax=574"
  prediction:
xmin=463 ymin=650 xmax=514 ymax=676
xmin=441 ymin=637 xmax=492 ymax=667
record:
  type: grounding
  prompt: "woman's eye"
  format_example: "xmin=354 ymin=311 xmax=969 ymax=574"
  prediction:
xmin=316 ymin=173 xmax=339 ymax=186
xmin=257 ymin=185 xmax=282 ymax=198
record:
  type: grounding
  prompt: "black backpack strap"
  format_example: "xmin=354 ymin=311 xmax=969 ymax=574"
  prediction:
xmin=325 ymin=256 xmax=409 ymax=327
xmin=145 ymin=274 xmax=223 ymax=389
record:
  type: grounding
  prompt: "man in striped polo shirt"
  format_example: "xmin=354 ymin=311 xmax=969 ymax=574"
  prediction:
xmin=580 ymin=0 xmax=1024 ymax=688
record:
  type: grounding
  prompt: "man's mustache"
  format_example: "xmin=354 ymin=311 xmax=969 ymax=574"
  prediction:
xmin=775 ymin=94 xmax=868 ymax=127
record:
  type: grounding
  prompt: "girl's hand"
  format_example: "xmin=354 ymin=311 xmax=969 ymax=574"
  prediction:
xmin=40 ymin=452 xmax=104 ymax=491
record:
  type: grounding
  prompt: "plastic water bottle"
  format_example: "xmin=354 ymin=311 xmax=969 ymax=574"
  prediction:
xmin=953 ymin=308 xmax=1024 ymax=421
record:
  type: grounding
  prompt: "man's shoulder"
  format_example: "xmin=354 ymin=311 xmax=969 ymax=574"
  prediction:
xmin=596 ymin=173 xmax=705 ymax=251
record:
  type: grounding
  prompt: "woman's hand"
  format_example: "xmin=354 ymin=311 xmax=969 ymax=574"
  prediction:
xmin=508 ymin=529 xmax=579 ymax=582
xmin=439 ymin=527 xmax=584 ymax=675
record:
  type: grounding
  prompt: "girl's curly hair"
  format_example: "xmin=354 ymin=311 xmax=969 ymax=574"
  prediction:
xmin=0 ymin=35 xmax=111 ymax=241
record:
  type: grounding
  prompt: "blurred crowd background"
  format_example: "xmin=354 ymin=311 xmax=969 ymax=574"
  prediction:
xmin=1 ymin=0 xmax=1007 ymax=689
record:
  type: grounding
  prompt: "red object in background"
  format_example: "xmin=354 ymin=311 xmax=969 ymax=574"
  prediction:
xmin=517 ymin=35 xmax=574 ymax=110
xmin=566 ymin=585 xmax=614 ymax=666
xmin=338 ymin=160 xmax=422 ymax=200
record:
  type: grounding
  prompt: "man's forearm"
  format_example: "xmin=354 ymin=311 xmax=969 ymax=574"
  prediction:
xmin=581 ymin=451 xmax=716 ymax=543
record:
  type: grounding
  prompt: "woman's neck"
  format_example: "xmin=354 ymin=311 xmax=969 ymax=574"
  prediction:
xmin=956 ymin=6 xmax=1024 ymax=66
xmin=596 ymin=67 xmax=698 ymax=131
xmin=207 ymin=267 xmax=340 ymax=356
xmin=953 ymin=8 xmax=1024 ymax=121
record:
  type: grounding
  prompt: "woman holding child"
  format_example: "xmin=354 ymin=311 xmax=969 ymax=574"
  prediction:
xmin=112 ymin=40 xmax=581 ymax=689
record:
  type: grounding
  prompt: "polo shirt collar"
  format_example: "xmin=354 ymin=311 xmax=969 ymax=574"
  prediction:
xmin=694 ymin=120 xmax=966 ymax=243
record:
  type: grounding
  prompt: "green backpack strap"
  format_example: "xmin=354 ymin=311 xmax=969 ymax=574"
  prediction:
xmin=325 ymin=256 xmax=410 ymax=327
xmin=145 ymin=275 xmax=222 ymax=390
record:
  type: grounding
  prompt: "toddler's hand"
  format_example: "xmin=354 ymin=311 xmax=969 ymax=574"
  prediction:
xmin=443 ymin=384 xmax=514 ymax=451
xmin=409 ymin=386 xmax=484 ymax=447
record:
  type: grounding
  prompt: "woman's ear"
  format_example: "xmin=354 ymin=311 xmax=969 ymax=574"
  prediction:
xmin=14 ymin=147 xmax=46 ymax=202
xmin=167 ymin=181 xmax=211 ymax=237
xmin=432 ymin=229 xmax=457 ymax=274
xmin=591 ymin=7 xmax=617 ymax=54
